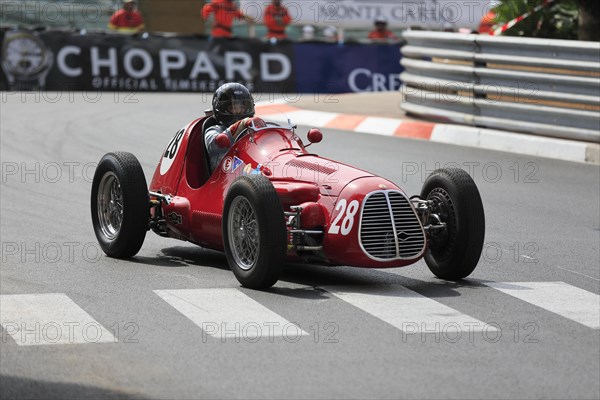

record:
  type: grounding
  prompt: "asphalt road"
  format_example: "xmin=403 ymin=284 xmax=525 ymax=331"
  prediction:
xmin=1 ymin=92 xmax=599 ymax=400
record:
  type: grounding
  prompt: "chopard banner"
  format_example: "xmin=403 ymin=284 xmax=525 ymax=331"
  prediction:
xmin=0 ymin=29 xmax=296 ymax=92
xmin=0 ymin=29 xmax=401 ymax=93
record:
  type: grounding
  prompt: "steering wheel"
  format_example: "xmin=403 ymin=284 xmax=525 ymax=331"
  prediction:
xmin=232 ymin=119 xmax=289 ymax=144
xmin=233 ymin=127 xmax=251 ymax=144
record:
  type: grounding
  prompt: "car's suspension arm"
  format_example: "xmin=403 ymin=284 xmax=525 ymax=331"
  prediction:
xmin=285 ymin=205 xmax=324 ymax=252
xmin=410 ymin=196 xmax=447 ymax=233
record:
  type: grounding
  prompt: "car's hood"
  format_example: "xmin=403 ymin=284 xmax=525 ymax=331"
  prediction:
xmin=268 ymin=153 xmax=374 ymax=196
xmin=237 ymin=129 xmax=374 ymax=196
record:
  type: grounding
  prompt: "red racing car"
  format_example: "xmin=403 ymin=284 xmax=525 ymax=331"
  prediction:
xmin=91 ymin=115 xmax=485 ymax=289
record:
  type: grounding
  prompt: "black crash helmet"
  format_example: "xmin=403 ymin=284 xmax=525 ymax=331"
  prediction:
xmin=212 ymin=83 xmax=255 ymax=126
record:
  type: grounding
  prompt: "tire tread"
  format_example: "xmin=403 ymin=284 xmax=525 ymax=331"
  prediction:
xmin=222 ymin=175 xmax=286 ymax=289
xmin=421 ymin=168 xmax=485 ymax=280
xmin=91 ymin=152 xmax=148 ymax=258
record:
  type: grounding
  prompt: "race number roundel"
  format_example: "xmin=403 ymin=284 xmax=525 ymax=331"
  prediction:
xmin=222 ymin=157 xmax=233 ymax=173
xmin=160 ymin=127 xmax=186 ymax=175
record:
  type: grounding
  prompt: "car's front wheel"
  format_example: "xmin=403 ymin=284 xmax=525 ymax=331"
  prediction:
xmin=91 ymin=152 xmax=149 ymax=258
xmin=223 ymin=175 xmax=286 ymax=289
xmin=421 ymin=168 xmax=485 ymax=280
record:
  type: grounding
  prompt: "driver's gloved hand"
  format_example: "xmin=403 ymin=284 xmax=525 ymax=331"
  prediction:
xmin=228 ymin=117 xmax=266 ymax=140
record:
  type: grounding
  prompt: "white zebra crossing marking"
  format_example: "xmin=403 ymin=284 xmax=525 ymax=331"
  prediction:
xmin=3 ymin=281 xmax=594 ymax=347
xmin=484 ymin=282 xmax=600 ymax=329
xmin=154 ymin=288 xmax=308 ymax=341
xmin=0 ymin=293 xmax=116 ymax=346
xmin=322 ymin=285 xmax=496 ymax=335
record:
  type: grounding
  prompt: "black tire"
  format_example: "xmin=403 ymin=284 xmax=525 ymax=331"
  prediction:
xmin=91 ymin=152 xmax=149 ymax=258
xmin=421 ymin=168 xmax=485 ymax=280
xmin=222 ymin=175 xmax=286 ymax=289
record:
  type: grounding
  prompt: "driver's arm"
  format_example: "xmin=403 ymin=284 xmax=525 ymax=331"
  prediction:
xmin=205 ymin=125 xmax=232 ymax=172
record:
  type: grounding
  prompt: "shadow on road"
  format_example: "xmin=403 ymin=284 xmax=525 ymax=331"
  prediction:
xmin=0 ymin=374 xmax=149 ymax=400
xmin=123 ymin=246 xmax=229 ymax=270
xmin=280 ymin=262 xmax=487 ymax=299
xmin=151 ymin=245 xmax=488 ymax=299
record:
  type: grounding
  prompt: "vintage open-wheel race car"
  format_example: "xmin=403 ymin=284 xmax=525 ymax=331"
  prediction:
xmin=91 ymin=114 xmax=485 ymax=289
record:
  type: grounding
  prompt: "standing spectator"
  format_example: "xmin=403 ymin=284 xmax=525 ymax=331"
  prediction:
xmin=202 ymin=0 xmax=254 ymax=38
xmin=323 ymin=26 xmax=339 ymax=42
xmin=264 ymin=0 xmax=291 ymax=40
xmin=478 ymin=10 xmax=497 ymax=34
xmin=368 ymin=17 xmax=398 ymax=41
xmin=301 ymin=25 xmax=315 ymax=40
xmin=108 ymin=0 xmax=145 ymax=33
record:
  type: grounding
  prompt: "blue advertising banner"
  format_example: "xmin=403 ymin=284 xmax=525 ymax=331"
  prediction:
xmin=0 ymin=28 xmax=402 ymax=93
xmin=294 ymin=43 xmax=402 ymax=93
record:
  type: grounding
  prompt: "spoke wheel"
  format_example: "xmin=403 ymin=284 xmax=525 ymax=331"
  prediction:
xmin=223 ymin=175 xmax=286 ymax=289
xmin=91 ymin=152 xmax=149 ymax=258
xmin=228 ymin=197 xmax=260 ymax=270
xmin=97 ymin=172 xmax=124 ymax=240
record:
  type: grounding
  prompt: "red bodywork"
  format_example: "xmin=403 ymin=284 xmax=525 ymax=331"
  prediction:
xmin=149 ymin=117 xmax=426 ymax=268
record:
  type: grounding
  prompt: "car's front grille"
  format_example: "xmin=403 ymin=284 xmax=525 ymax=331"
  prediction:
xmin=359 ymin=190 xmax=425 ymax=261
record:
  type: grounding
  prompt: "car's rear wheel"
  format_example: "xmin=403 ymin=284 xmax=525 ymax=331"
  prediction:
xmin=421 ymin=168 xmax=485 ymax=280
xmin=223 ymin=175 xmax=286 ymax=289
xmin=91 ymin=152 xmax=149 ymax=258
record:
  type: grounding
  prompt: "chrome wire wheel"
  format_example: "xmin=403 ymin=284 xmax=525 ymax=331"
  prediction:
xmin=227 ymin=196 xmax=260 ymax=271
xmin=222 ymin=175 xmax=286 ymax=289
xmin=91 ymin=152 xmax=148 ymax=258
xmin=97 ymin=171 xmax=123 ymax=240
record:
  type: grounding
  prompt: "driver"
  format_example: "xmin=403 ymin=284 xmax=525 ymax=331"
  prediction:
xmin=205 ymin=83 xmax=265 ymax=171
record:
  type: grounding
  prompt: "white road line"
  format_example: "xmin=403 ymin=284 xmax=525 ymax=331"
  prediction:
xmin=555 ymin=267 xmax=600 ymax=282
xmin=485 ymin=282 xmax=600 ymax=329
xmin=354 ymin=117 xmax=401 ymax=136
xmin=322 ymin=285 xmax=495 ymax=333
xmin=0 ymin=293 xmax=116 ymax=346
xmin=155 ymin=289 xmax=308 ymax=340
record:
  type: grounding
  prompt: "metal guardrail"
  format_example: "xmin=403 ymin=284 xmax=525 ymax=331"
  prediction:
xmin=400 ymin=31 xmax=600 ymax=142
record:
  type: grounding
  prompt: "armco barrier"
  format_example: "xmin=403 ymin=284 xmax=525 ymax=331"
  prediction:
xmin=400 ymin=31 xmax=600 ymax=142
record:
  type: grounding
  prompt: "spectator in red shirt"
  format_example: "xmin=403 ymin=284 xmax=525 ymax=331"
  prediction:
xmin=368 ymin=17 xmax=398 ymax=41
xmin=478 ymin=10 xmax=497 ymax=35
xmin=202 ymin=0 xmax=253 ymax=38
xmin=264 ymin=0 xmax=291 ymax=40
xmin=108 ymin=0 xmax=145 ymax=33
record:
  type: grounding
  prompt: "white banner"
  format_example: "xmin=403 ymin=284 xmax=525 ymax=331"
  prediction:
xmin=239 ymin=0 xmax=494 ymax=29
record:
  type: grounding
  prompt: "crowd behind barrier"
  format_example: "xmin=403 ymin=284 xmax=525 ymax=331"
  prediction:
xmin=0 ymin=0 xmax=410 ymax=42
